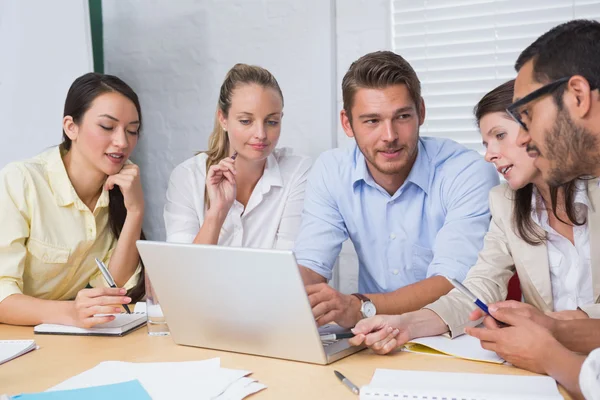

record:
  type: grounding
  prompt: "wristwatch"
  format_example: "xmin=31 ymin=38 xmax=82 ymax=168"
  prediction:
xmin=351 ymin=293 xmax=376 ymax=319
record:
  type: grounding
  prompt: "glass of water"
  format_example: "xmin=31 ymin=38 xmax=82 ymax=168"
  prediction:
xmin=145 ymin=270 xmax=170 ymax=336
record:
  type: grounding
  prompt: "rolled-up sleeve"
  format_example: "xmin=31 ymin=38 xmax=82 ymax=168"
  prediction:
xmin=580 ymin=348 xmax=600 ymax=400
xmin=426 ymin=186 xmax=516 ymax=337
xmin=0 ymin=164 xmax=31 ymax=303
xmin=275 ymin=158 xmax=312 ymax=250
xmin=164 ymin=164 xmax=201 ymax=244
xmin=426 ymin=157 xmax=499 ymax=282
xmin=293 ymin=156 xmax=348 ymax=281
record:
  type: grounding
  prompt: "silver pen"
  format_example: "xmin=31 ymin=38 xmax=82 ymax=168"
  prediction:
xmin=334 ymin=370 xmax=359 ymax=395
xmin=94 ymin=258 xmax=131 ymax=314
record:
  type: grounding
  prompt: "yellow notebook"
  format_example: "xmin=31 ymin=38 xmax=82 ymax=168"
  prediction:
xmin=403 ymin=334 xmax=505 ymax=364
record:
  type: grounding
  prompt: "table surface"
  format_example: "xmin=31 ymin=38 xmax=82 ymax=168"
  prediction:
xmin=0 ymin=323 xmax=571 ymax=399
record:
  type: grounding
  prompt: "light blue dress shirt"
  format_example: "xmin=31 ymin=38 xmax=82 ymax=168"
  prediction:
xmin=294 ymin=137 xmax=500 ymax=294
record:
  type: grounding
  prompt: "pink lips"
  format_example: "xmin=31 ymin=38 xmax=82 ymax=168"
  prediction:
xmin=379 ymin=149 xmax=401 ymax=159
xmin=106 ymin=153 xmax=125 ymax=164
xmin=249 ymin=143 xmax=268 ymax=151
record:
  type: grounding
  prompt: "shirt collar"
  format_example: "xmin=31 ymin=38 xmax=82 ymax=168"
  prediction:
xmin=47 ymin=146 xmax=110 ymax=210
xmin=351 ymin=139 xmax=430 ymax=195
xmin=259 ymin=153 xmax=284 ymax=193
xmin=404 ymin=139 xmax=430 ymax=194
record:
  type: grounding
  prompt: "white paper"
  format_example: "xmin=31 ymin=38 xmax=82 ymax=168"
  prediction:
xmin=133 ymin=302 xmax=147 ymax=313
xmin=361 ymin=369 xmax=563 ymax=400
xmin=405 ymin=333 xmax=505 ymax=364
xmin=0 ymin=340 xmax=37 ymax=365
xmin=215 ymin=377 xmax=267 ymax=400
xmin=50 ymin=358 xmax=263 ymax=399
xmin=134 ymin=301 xmax=164 ymax=318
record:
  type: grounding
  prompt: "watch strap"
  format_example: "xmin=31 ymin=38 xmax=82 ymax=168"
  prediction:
xmin=351 ymin=293 xmax=371 ymax=303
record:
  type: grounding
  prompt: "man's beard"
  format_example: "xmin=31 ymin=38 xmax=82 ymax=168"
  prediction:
xmin=545 ymin=108 xmax=600 ymax=186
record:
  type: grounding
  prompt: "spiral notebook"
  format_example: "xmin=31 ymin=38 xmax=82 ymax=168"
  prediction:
xmin=360 ymin=369 xmax=563 ymax=400
xmin=34 ymin=313 xmax=146 ymax=336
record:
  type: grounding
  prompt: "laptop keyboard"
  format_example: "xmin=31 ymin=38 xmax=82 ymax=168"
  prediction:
xmin=321 ymin=339 xmax=340 ymax=348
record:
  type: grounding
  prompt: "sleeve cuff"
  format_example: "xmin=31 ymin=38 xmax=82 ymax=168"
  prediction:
xmin=0 ymin=281 xmax=23 ymax=304
xmin=424 ymin=289 xmax=481 ymax=338
xmin=427 ymin=261 xmax=469 ymax=284
xmin=579 ymin=304 xmax=600 ymax=319
xmin=296 ymin=259 xmax=332 ymax=281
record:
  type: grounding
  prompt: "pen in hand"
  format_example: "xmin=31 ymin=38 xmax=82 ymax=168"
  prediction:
xmin=334 ymin=370 xmax=359 ymax=395
xmin=447 ymin=277 xmax=505 ymax=326
xmin=320 ymin=332 xmax=355 ymax=341
xmin=94 ymin=258 xmax=131 ymax=314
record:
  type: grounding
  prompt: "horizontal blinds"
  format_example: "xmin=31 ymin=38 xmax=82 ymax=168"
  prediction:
xmin=392 ymin=0 xmax=600 ymax=151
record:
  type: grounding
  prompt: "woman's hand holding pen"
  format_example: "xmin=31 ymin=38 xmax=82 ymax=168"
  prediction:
xmin=205 ymin=153 xmax=238 ymax=217
xmin=69 ymin=287 xmax=132 ymax=328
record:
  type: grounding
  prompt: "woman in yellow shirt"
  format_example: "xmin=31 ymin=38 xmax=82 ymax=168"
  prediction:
xmin=0 ymin=72 xmax=145 ymax=328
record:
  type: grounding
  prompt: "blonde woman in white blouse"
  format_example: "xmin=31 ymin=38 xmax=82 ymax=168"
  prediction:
xmin=164 ymin=64 xmax=311 ymax=249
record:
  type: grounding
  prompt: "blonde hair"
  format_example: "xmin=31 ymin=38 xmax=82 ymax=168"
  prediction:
xmin=204 ymin=63 xmax=284 ymax=209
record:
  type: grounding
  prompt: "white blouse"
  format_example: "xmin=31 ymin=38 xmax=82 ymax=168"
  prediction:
xmin=164 ymin=148 xmax=312 ymax=250
xmin=531 ymin=182 xmax=594 ymax=312
xmin=581 ymin=348 xmax=600 ymax=400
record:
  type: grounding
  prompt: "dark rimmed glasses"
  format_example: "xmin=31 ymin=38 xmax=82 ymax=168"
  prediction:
xmin=506 ymin=77 xmax=571 ymax=131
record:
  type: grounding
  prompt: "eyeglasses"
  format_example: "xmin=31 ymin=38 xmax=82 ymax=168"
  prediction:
xmin=506 ymin=77 xmax=571 ymax=132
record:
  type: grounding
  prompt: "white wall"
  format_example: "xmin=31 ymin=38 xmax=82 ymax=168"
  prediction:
xmin=102 ymin=0 xmax=390 ymax=293
xmin=0 ymin=0 xmax=93 ymax=168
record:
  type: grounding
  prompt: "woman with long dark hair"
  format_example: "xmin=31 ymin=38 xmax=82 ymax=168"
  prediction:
xmin=0 ymin=72 xmax=145 ymax=327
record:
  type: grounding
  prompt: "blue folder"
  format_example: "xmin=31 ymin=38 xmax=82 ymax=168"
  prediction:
xmin=11 ymin=380 xmax=152 ymax=400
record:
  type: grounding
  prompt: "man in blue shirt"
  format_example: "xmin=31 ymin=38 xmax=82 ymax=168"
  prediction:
xmin=294 ymin=51 xmax=499 ymax=328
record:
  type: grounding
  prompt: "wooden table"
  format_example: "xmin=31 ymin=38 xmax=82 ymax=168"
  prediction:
xmin=0 ymin=324 xmax=571 ymax=399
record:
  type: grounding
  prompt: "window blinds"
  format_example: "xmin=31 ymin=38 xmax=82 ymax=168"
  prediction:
xmin=392 ymin=0 xmax=600 ymax=151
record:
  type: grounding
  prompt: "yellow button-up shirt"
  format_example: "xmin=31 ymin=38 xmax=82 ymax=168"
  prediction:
xmin=0 ymin=146 xmax=141 ymax=303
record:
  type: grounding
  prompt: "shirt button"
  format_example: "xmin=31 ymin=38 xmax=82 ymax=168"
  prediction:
xmin=390 ymin=233 xmax=396 ymax=240
xmin=392 ymin=269 xmax=399 ymax=275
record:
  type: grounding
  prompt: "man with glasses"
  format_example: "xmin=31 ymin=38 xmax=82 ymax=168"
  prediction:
xmin=468 ymin=19 xmax=600 ymax=400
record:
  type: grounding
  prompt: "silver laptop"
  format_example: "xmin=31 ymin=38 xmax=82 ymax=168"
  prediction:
xmin=136 ymin=240 xmax=364 ymax=364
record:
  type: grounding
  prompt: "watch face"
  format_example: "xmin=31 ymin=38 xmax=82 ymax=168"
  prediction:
xmin=363 ymin=301 xmax=376 ymax=318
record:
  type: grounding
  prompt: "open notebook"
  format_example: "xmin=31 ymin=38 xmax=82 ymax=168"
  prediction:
xmin=361 ymin=369 xmax=563 ymax=400
xmin=34 ymin=313 xmax=146 ymax=336
xmin=0 ymin=340 xmax=37 ymax=365
xmin=403 ymin=333 xmax=505 ymax=364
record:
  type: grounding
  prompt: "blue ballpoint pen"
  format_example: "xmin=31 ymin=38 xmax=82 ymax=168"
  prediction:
xmin=447 ymin=277 xmax=505 ymax=325
xmin=94 ymin=258 xmax=131 ymax=314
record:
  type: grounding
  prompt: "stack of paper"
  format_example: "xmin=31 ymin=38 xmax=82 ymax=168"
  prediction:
xmin=48 ymin=358 xmax=265 ymax=400
xmin=0 ymin=340 xmax=37 ymax=365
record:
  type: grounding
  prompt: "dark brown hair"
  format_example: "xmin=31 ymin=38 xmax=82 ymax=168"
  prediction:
xmin=61 ymin=72 xmax=145 ymax=301
xmin=342 ymin=51 xmax=421 ymax=123
xmin=474 ymin=79 xmax=585 ymax=245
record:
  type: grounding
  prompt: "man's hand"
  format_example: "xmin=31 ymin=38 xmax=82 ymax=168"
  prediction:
xmin=469 ymin=300 xmax=557 ymax=332
xmin=466 ymin=306 xmax=565 ymax=374
xmin=349 ymin=315 xmax=409 ymax=355
xmin=306 ymin=283 xmax=361 ymax=328
xmin=546 ymin=309 xmax=589 ymax=320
